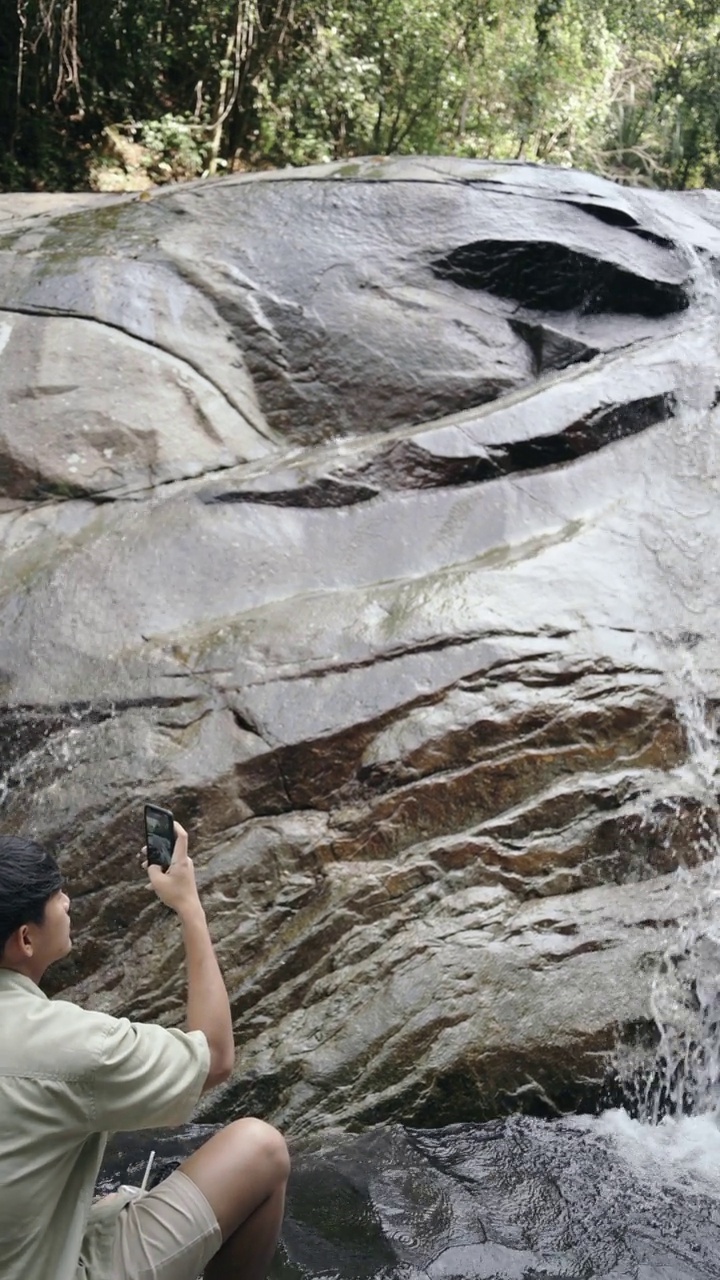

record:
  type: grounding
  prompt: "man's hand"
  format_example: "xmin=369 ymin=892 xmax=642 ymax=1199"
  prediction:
xmin=145 ymin=823 xmax=202 ymax=918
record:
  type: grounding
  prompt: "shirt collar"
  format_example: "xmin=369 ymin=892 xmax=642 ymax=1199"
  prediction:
xmin=0 ymin=968 xmax=49 ymax=1000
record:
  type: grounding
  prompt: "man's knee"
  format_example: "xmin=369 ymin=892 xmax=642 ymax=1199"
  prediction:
xmin=178 ymin=1117 xmax=289 ymax=1242
xmin=223 ymin=1117 xmax=290 ymax=1186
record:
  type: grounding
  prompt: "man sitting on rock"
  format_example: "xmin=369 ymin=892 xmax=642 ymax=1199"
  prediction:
xmin=0 ymin=824 xmax=289 ymax=1280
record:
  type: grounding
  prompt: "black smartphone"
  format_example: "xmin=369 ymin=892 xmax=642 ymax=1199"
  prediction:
xmin=144 ymin=804 xmax=175 ymax=871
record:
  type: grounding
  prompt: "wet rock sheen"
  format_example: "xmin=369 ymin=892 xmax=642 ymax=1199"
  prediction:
xmin=2 ymin=157 xmax=720 ymax=1134
xmin=100 ymin=1118 xmax=720 ymax=1280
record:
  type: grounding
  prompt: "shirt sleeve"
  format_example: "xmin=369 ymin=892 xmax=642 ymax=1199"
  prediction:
xmin=85 ymin=1015 xmax=210 ymax=1132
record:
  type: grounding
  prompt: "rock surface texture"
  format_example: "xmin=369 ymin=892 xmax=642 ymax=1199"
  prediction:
xmin=2 ymin=158 xmax=720 ymax=1132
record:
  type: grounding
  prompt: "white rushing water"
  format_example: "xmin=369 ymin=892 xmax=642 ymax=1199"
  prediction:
xmin=592 ymin=1108 xmax=720 ymax=1196
xmin=635 ymin=687 xmax=720 ymax=1124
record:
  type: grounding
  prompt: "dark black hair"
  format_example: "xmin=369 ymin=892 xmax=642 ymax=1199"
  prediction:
xmin=0 ymin=836 xmax=64 ymax=955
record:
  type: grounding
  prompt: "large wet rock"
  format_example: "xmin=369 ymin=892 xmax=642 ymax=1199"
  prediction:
xmin=2 ymin=158 xmax=720 ymax=1131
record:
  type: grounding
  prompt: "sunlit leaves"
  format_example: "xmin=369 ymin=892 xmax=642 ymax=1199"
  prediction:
xmin=2 ymin=0 xmax=720 ymax=189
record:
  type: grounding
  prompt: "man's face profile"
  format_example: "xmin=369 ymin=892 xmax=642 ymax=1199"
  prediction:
xmin=1 ymin=889 xmax=72 ymax=978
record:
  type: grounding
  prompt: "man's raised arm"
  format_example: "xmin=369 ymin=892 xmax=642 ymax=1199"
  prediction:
xmin=147 ymin=823 xmax=234 ymax=1091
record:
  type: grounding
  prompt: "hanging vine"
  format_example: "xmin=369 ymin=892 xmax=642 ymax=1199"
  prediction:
xmin=207 ymin=0 xmax=255 ymax=174
xmin=15 ymin=0 xmax=29 ymax=103
xmin=54 ymin=0 xmax=84 ymax=113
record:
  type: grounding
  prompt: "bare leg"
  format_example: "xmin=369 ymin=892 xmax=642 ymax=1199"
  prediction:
xmin=203 ymin=1182 xmax=286 ymax=1279
xmin=177 ymin=1117 xmax=290 ymax=1280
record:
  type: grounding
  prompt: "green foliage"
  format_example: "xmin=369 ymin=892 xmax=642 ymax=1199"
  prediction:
xmin=137 ymin=114 xmax=208 ymax=182
xmin=1 ymin=0 xmax=720 ymax=190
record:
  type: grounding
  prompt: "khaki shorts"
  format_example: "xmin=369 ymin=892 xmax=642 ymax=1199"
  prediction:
xmin=85 ymin=1170 xmax=223 ymax=1280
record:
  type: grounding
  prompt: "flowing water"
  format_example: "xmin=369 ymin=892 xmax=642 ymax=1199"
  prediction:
xmin=101 ymin=1109 xmax=720 ymax=1279
xmin=612 ymin=679 xmax=720 ymax=1126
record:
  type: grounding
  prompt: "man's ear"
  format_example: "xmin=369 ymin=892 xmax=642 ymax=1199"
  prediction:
xmin=3 ymin=925 xmax=33 ymax=962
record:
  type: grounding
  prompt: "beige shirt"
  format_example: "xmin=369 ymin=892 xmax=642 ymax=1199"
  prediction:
xmin=0 ymin=969 xmax=210 ymax=1280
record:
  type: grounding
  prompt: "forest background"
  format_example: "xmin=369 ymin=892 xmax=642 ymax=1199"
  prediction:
xmin=1 ymin=0 xmax=719 ymax=192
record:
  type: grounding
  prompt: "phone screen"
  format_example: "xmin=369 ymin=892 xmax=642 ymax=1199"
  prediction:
xmin=144 ymin=805 xmax=175 ymax=869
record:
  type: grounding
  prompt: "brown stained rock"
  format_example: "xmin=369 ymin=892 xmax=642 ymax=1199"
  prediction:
xmin=3 ymin=159 xmax=720 ymax=1132
xmin=194 ymin=869 xmax=706 ymax=1133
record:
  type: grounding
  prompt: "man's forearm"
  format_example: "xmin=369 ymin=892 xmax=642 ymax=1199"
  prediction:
xmin=180 ymin=903 xmax=235 ymax=1084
